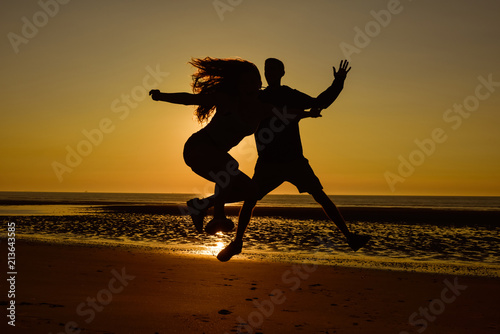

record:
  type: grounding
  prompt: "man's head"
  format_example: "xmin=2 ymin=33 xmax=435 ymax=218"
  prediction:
xmin=264 ymin=58 xmax=285 ymax=87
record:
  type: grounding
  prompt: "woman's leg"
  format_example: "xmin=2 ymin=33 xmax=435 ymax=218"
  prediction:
xmin=216 ymin=198 xmax=257 ymax=262
xmin=197 ymin=175 xmax=254 ymax=220
xmin=185 ymin=156 xmax=257 ymax=232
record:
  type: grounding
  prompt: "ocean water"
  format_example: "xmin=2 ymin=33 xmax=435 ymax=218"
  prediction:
xmin=1 ymin=191 xmax=500 ymax=210
xmin=0 ymin=192 xmax=499 ymax=277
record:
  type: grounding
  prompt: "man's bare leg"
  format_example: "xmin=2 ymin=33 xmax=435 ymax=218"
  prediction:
xmin=310 ymin=190 xmax=370 ymax=251
xmin=217 ymin=199 xmax=257 ymax=261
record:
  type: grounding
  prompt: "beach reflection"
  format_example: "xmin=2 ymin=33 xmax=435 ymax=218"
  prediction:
xmin=0 ymin=205 xmax=91 ymax=216
xmin=196 ymin=238 xmax=227 ymax=256
xmin=1 ymin=211 xmax=499 ymax=277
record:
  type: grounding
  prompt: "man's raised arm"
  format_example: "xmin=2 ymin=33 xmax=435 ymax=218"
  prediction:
xmin=314 ymin=60 xmax=351 ymax=109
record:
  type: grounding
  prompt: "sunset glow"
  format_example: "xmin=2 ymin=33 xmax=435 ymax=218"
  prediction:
xmin=2 ymin=0 xmax=499 ymax=196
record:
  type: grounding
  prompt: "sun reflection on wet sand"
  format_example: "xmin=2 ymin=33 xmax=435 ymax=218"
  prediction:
xmin=193 ymin=233 xmax=228 ymax=256
xmin=204 ymin=238 xmax=226 ymax=256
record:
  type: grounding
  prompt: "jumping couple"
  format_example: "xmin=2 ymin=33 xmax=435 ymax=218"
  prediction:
xmin=149 ymin=57 xmax=370 ymax=262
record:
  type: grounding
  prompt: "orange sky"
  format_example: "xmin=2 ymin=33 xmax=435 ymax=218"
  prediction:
xmin=1 ymin=0 xmax=499 ymax=196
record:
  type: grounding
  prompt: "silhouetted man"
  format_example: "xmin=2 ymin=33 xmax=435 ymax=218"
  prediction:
xmin=217 ymin=58 xmax=370 ymax=261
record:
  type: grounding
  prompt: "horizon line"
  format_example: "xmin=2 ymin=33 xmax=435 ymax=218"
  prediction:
xmin=0 ymin=190 xmax=499 ymax=198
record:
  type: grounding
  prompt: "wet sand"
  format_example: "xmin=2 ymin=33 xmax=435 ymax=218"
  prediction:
xmin=1 ymin=240 xmax=498 ymax=333
xmin=97 ymin=203 xmax=500 ymax=226
xmin=2 ymin=199 xmax=500 ymax=225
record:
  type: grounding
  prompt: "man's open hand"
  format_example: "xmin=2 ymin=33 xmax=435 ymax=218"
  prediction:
xmin=333 ymin=60 xmax=351 ymax=80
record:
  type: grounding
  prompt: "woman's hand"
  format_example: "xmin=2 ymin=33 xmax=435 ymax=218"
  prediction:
xmin=333 ymin=60 xmax=351 ymax=80
xmin=294 ymin=108 xmax=322 ymax=120
xmin=149 ymin=89 xmax=161 ymax=101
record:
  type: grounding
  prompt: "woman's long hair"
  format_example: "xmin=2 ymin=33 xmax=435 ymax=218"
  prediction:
xmin=189 ymin=57 xmax=260 ymax=123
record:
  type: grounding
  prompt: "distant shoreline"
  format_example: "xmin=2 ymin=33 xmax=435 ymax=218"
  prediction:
xmin=1 ymin=200 xmax=499 ymax=226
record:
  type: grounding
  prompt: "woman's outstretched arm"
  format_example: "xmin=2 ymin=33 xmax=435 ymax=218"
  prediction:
xmin=149 ymin=89 xmax=218 ymax=106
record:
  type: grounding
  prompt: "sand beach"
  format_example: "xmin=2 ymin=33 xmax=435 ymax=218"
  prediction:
xmin=1 ymin=239 xmax=498 ymax=334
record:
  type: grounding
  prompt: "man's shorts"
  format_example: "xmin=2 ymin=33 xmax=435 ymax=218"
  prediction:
xmin=252 ymin=157 xmax=323 ymax=199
